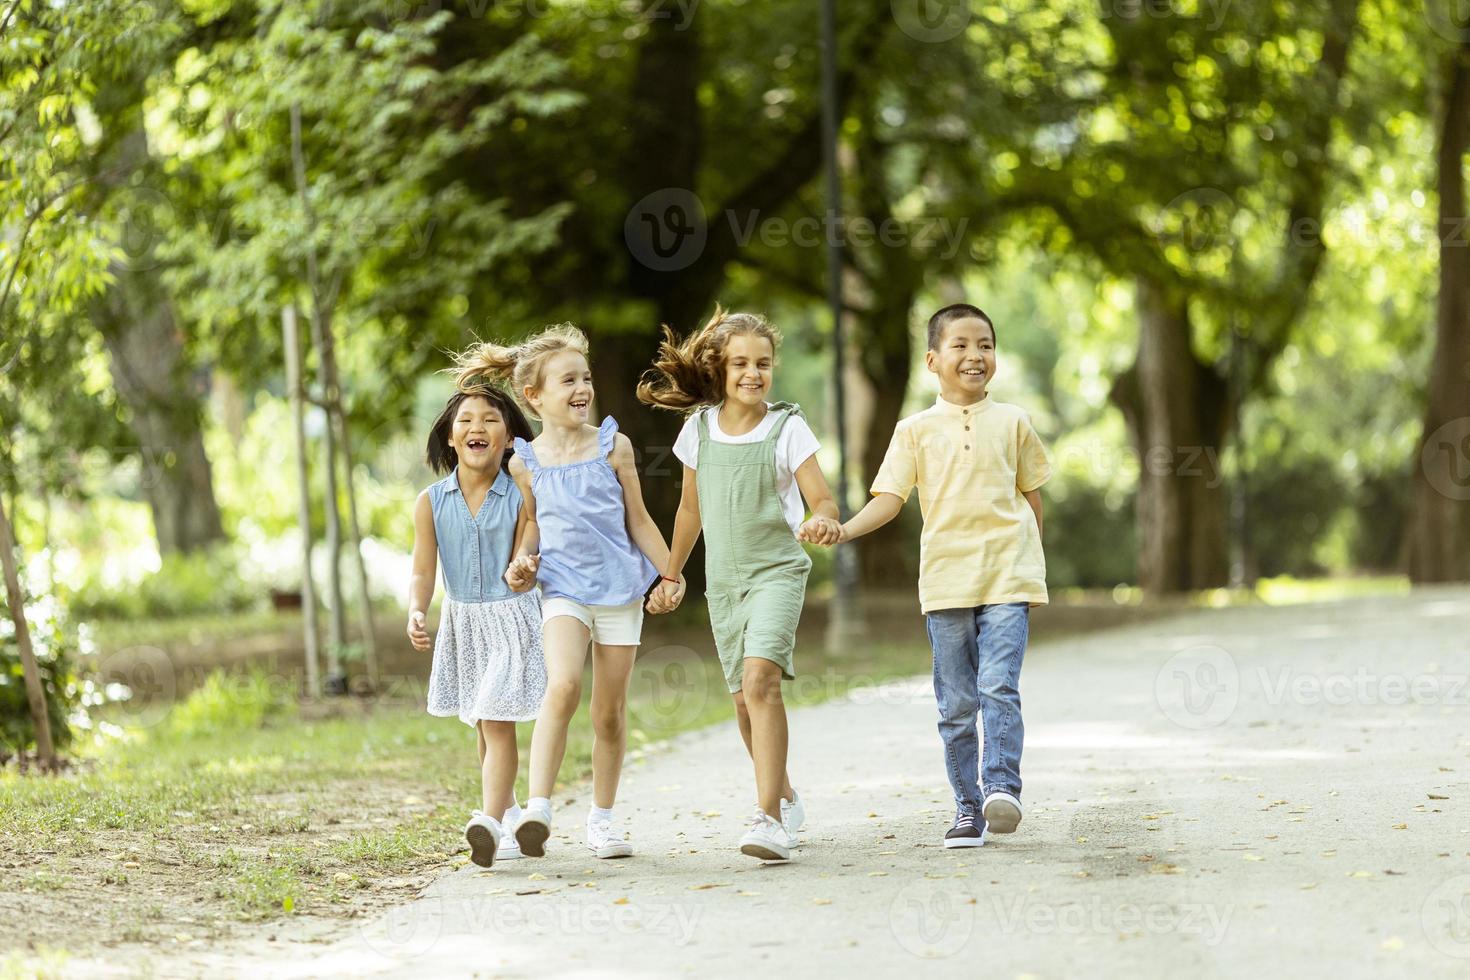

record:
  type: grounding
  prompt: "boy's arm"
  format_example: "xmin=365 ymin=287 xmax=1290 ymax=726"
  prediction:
xmin=838 ymin=422 xmax=913 ymax=543
xmin=1023 ymin=488 xmax=1043 ymax=539
xmin=839 ymin=492 xmax=905 ymax=542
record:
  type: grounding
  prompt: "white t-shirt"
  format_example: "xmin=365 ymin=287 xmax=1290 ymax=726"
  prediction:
xmin=672 ymin=404 xmax=821 ymax=533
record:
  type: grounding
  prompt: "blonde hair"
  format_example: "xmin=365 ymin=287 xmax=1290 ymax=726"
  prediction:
xmin=448 ymin=323 xmax=590 ymax=416
xmin=636 ymin=305 xmax=782 ymax=412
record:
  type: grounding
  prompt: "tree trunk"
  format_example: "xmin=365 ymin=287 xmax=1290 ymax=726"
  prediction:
xmin=85 ymin=76 xmax=225 ymax=558
xmin=0 ymin=491 xmax=56 ymax=770
xmin=283 ymin=305 xmax=322 ymax=699
xmin=93 ymin=256 xmax=226 ymax=556
xmin=1410 ymin=41 xmax=1470 ymax=583
xmin=1112 ymin=277 xmax=1231 ymax=593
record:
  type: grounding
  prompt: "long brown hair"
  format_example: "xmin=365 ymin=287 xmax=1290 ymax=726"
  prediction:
xmin=635 ymin=305 xmax=782 ymax=412
xmin=447 ymin=323 xmax=591 ymax=418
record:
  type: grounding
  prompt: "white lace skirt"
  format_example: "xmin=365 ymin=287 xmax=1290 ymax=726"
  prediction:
xmin=427 ymin=591 xmax=546 ymax=725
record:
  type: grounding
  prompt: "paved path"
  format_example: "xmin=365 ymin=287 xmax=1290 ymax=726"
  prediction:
xmin=92 ymin=588 xmax=1470 ymax=978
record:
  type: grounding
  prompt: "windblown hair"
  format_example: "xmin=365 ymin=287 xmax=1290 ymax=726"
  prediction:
xmin=424 ymin=385 xmax=535 ymax=475
xmin=447 ymin=323 xmax=591 ymax=418
xmin=926 ymin=303 xmax=996 ymax=350
xmin=635 ymin=305 xmax=782 ymax=413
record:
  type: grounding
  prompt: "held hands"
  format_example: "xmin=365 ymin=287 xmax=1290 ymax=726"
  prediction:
xmin=504 ymin=553 xmax=541 ymax=592
xmin=645 ymin=575 xmax=686 ymax=615
xmin=797 ymin=516 xmax=844 ymax=547
xmin=407 ymin=610 xmax=432 ymax=651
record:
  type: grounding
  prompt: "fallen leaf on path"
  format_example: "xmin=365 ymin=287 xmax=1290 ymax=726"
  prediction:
xmin=614 ymin=897 xmax=630 ymax=905
xmin=1299 ymin=883 xmax=1317 ymax=890
xmin=868 ymin=871 xmax=889 ymax=877
xmin=737 ymin=891 xmax=760 ymax=897
xmin=528 ymin=873 xmax=547 ymax=881
xmin=1429 ymin=794 xmax=1449 ymax=800
xmin=1244 ymin=855 xmax=1264 ymax=862
xmin=688 ymin=883 xmax=729 ymax=891
xmin=1392 ymin=823 xmax=1407 ymax=830
xmin=813 ymin=898 xmax=832 ymax=905
xmin=1348 ymin=870 xmax=1374 ymax=878
xmin=1382 ymin=937 xmax=1404 ymax=951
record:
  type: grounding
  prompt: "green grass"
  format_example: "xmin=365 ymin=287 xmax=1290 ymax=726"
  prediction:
xmin=1 ymin=632 xmax=933 ymax=956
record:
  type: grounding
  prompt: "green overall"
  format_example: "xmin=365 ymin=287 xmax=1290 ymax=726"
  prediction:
xmin=697 ymin=402 xmax=813 ymax=693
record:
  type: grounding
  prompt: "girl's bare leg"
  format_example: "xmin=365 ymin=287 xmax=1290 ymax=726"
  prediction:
xmin=588 ymin=644 xmax=637 ymax=809
xmin=526 ymin=616 xmax=592 ymax=800
xmin=740 ymin=658 xmax=789 ymax=818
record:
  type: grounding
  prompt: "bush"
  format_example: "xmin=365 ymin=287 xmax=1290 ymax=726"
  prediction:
xmin=163 ymin=668 xmax=296 ymax=741
xmin=0 ymin=601 xmax=84 ymax=762
xmin=69 ymin=544 xmax=261 ymax=621
xmin=1045 ymin=478 xmax=1137 ymax=589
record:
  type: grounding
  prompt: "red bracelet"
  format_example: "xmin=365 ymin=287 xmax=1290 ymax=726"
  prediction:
xmin=661 ymin=575 xmax=679 ymax=584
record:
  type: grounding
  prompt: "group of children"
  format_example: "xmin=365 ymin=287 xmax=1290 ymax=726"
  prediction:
xmin=406 ymin=302 xmax=1051 ymax=866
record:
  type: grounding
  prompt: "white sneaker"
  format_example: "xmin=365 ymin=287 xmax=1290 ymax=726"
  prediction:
xmin=982 ymin=791 xmax=1023 ymax=834
xmin=498 ymin=802 xmax=524 ymax=861
xmin=739 ymin=812 xmax=792 ymax=862
xmin=515 ymin=799 xmax=552 ymax=857
xmin=780 ymin=791 xmax=806 ymax=847
xmin=586 ymin=818 xmax=634 ymax=859
xmin=465 ymin=811 xmax=503 ymax=868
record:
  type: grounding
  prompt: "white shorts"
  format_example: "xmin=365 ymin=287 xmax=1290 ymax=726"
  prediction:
xmin=541 ymin=597 xmax=645 ymax=646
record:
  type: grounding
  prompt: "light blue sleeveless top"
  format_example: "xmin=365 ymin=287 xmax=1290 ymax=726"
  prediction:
xmin=514 ymin=416 xmax=657 ymax=606
xmin=427 ymin=467 xmax=522 ymax=603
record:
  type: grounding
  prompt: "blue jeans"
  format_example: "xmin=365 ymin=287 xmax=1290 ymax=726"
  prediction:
xmin=925 ymin=603 xmax=1029 ymax=819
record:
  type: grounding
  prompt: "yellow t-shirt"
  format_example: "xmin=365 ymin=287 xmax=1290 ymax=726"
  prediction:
xmin=870 ymin=394 xmax=1051 ymax=613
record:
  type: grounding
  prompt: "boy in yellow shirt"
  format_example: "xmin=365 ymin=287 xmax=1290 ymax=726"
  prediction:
xmin=821 ymin=303 xmax=1050 ymax=848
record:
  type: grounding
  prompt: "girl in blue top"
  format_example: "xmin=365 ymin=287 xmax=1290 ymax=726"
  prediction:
xmin=453 ymin=324 xmax=681 ymax=860
xmin=407 ymin=381 xmax=546 ymax=869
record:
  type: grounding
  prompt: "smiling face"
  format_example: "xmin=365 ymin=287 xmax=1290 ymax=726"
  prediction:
xmin=526 ymin=349 xmax=593 ymax=425
xmin=447 ymin=395 xmax=509 ymax=473
xmin=722 ymin=332 xmax=775 ymax=408
xmin=925 ymin=315 xmax=996 ymax=404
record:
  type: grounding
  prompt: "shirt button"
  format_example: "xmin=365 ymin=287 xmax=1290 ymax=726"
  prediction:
xmin=964 ymin=444 xmax=971 ymax=450
xmin=964 ymin=426 xmax=970 ymax=431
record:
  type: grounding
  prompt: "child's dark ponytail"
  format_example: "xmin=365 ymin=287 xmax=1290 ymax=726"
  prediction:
xmin=637 ymin=305 xmax=781 ymax=413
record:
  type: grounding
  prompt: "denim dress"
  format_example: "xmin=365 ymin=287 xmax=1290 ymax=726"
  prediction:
xmin=425 ymin=467 xmax=546 ymax=724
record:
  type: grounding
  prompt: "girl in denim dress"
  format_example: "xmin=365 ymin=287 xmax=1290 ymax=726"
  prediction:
xmin=407 ymin=382 xmax=546 ymax=868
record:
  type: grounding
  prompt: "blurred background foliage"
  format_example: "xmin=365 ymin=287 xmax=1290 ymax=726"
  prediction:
xmin=2 ymin=0 xmax=1467 ymax=668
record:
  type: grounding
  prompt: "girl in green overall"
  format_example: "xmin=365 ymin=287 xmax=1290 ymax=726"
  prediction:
xmin=637 ymin=306 xmax=842 ymax=861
